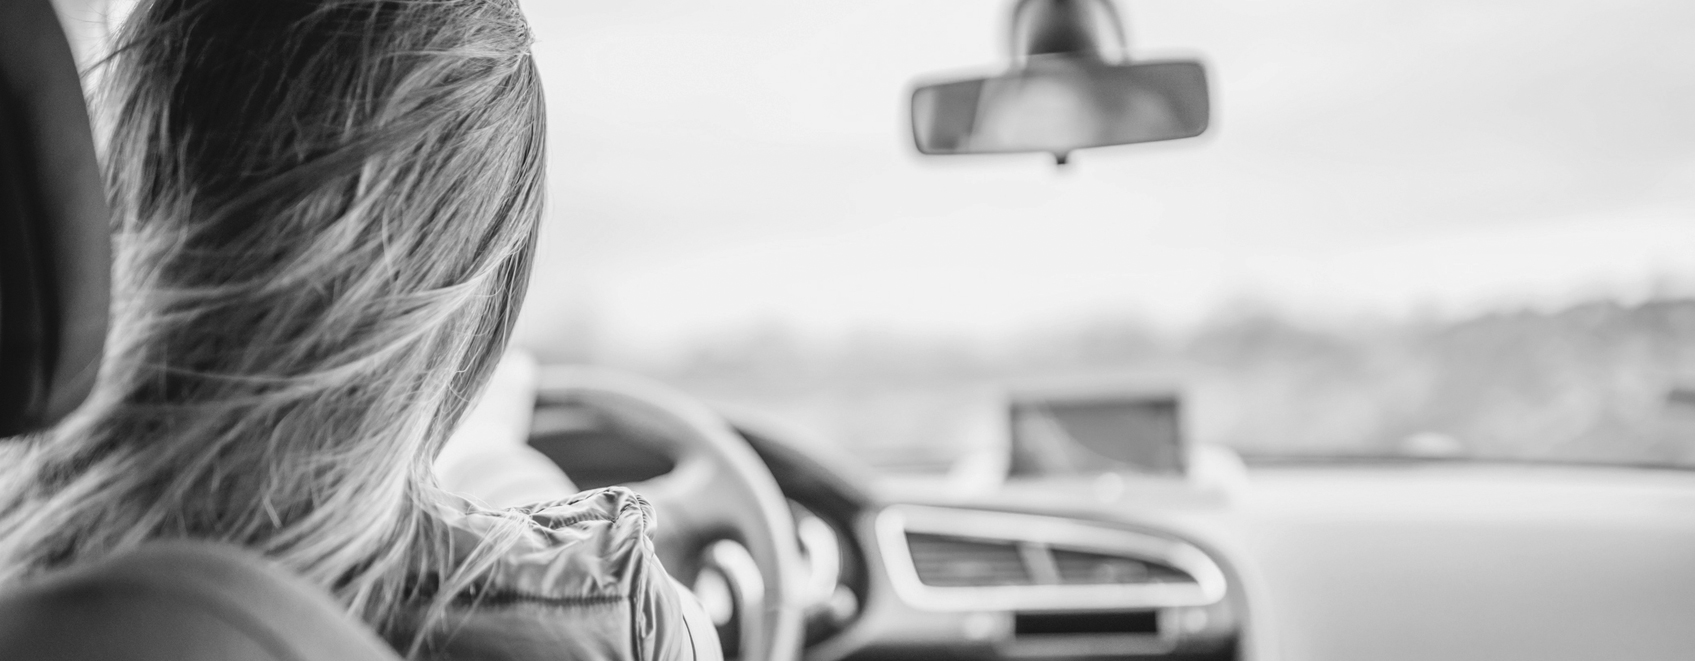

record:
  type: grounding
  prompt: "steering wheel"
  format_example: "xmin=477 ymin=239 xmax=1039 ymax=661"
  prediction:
xmin=536 ymin=367 xmax=804 ymax=661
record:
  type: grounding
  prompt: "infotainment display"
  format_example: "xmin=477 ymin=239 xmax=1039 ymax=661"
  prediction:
xmin=1007 ymin=384 xmax=1185 ymax=477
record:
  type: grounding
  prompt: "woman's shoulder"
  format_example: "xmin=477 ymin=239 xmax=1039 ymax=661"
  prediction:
xmin=451 ymin=486 xmax=661 ymax=604
xmin=427 ymin=487 xmax=718 ymax=661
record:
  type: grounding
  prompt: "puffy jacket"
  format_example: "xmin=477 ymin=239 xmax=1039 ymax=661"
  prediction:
xmin=409 ymin=487 xmax=722 ymax=661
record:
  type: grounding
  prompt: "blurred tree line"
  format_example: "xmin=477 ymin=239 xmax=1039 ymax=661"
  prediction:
xmin=607 ymin=297 xmax=1695 ymax=469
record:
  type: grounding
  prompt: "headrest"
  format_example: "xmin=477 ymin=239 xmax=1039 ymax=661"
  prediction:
xmin=0 ymin=0 xmax=110 ymax=437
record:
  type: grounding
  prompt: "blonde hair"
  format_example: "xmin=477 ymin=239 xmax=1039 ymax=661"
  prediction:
xmin=0 ymin=0 xmax=545 ymax=651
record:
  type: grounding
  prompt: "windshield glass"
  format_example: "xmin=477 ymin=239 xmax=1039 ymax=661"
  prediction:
xmin=511 ymin=0 xmax=1695 ymax=473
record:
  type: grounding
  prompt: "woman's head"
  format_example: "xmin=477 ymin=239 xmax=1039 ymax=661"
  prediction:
xmin=0 ymin=0 xmax=544 ymax=641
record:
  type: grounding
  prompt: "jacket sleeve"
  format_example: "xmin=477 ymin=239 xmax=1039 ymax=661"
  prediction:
xmin=634 ymin=570 xmax=723 ymax=661
xmin=544 ymin=487 xmax=723 ymax=661
xmin=420 ymin=488 xmax=724 ymax=661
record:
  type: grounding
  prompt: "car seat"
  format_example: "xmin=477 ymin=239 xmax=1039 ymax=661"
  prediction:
xmin=0 ymin=2 xmax=400 ymax=659
xmin=0 ymin=542 xmax=404 ymax=661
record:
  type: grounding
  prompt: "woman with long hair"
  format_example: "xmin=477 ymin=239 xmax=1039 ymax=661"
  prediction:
xmin=0 ymin=1 xmax=714 ymax=658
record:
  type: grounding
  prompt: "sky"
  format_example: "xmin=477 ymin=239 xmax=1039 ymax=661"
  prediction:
xmin=60 ymin=0 xmax=1695 ymax=356
xmin=509 ymin=0 xmax=1695 ymax=359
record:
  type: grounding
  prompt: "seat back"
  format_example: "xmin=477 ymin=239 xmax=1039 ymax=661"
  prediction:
xmin=0 ymin=0 xmax=111 ymax=437
xmin=0 ymin=542 xmax=405 ymax=661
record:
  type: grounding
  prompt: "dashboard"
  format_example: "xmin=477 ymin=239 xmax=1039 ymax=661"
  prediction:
xmin=734 ymin=420 xmax=1243 ymax=661
xmin=521 ymin=394 xmax=1695 ymax=661
xmin=526 ymin=398 xmax=1244 ymax=660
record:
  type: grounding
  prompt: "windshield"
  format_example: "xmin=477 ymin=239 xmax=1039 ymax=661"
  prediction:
xmin=510 ymin=0 xmax=1695 ymax=473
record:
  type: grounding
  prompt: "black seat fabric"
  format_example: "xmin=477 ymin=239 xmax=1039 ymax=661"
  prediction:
xmin=0 ymin=0 xmax=111 ymax=437
xmin=0 ymin=542 xmax=404 ymax=661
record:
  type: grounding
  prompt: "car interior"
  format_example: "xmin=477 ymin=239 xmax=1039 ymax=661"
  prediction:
xmin=6 ymin=0 xmax=1695 ymax=660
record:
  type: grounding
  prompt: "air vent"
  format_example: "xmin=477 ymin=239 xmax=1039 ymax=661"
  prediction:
xmin=879 ymin=505 xmax=1228 ymax=612
xmin=1052 ymin=548 xmax=1194 ymax=585
xmin=905 ymin=533 xmax=1033 ymax=587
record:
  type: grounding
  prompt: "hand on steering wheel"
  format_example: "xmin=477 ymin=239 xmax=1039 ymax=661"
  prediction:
xmin=537 ymin=367 xmax=805 ymax=661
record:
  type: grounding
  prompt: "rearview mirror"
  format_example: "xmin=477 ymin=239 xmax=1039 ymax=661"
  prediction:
xmin=912 ymin=57 xmax=1208 ymax=163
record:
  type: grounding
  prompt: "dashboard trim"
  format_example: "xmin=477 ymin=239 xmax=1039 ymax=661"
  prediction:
xmin=875 ymin=504 xmax=1228 ymax=612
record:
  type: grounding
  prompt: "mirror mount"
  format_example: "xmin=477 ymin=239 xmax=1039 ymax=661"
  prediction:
xmin=1012 ymin=0 xmax=1133 ymax=164
xmin=1009 ymin=0 xmax=1129 ymax=66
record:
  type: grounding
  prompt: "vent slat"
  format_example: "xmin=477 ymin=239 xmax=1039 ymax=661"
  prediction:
xmin=1051 ymin=548 xmax=1194 ymax=585
xmin=906 ymin=533 xmax=1033 ymax=586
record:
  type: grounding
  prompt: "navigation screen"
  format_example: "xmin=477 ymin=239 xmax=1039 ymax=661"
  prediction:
xmin=1008 ymin=390 xmax=1185 ymax=477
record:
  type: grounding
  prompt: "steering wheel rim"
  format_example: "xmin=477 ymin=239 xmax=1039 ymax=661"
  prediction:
xmin=537 ymin=367 xmax=804 ymax=661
